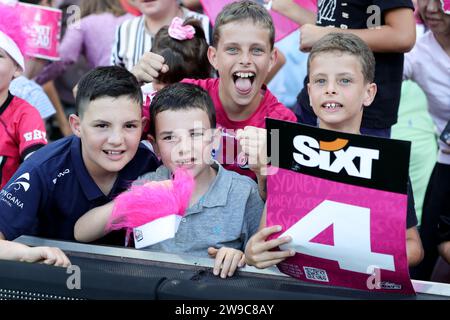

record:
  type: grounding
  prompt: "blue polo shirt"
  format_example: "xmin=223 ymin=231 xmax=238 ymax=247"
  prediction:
xmin=0 ymin=135 xmax=159 ymax=242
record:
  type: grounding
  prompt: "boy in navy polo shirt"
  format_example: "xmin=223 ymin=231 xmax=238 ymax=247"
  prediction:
xmin=0 ymin=66 xmax=159 ymax=244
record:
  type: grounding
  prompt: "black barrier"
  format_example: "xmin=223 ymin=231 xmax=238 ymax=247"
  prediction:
xmin=1 ymin=237 xmax=448 ymax=300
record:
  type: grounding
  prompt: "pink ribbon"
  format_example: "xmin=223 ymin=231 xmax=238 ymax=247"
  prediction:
xmin=168 ymin=17 xmax=195 ymax=40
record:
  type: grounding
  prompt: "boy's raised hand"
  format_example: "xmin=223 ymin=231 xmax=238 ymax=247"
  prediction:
xmin=208 ymin=247 xmax=245 ymax=278
xmin=244 ymin=225 xmax=295 ymax=269
xmin=22 ymin=246 xmax=71 ymax=268
xmin=131 ymin=52 xmax=169 ymax=84
xmin=236 ymin=126 xmax=268 ymax=176
xmin=299 ymin=24 xmax=334 ymax=52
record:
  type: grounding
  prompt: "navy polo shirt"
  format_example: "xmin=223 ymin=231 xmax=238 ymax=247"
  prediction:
xmin=0 ymin=135 xmax=159 ymax=242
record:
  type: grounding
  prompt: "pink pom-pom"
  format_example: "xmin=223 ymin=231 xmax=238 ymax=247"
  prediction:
xmin=105 ymin=169 xmax=195 ymax=233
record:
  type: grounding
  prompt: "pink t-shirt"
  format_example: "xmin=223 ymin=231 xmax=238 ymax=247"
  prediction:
xmin=182 ymin=78 xmax=296 ymax=178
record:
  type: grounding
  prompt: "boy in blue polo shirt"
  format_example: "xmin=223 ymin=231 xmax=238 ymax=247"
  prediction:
xmin=0 ymin=66 xmax=159 ymax=244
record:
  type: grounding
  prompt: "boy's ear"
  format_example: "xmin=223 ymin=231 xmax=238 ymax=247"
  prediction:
xmin=211 ymin=128 xmax=222 ymax=151
xmin=363 ymin=83 xmax=377 ymax=108
xmin=69 ymin=114 xmax=81 ymax=137
xmin=146 ymin=134 xmax=160 ymax=156
xmin=268 ymin=47 xmax=278 ymax=73
xmin=207 ymin=46 xmax=218 ymax=71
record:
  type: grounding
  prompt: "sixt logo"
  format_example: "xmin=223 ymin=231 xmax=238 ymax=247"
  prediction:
xmin=293 ymin=136 xmax=379 ymax=179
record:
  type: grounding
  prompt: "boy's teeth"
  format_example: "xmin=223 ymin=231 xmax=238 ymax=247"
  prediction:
xmin=235 ymin=72 xmax=254 ymax=78
xmin=108 ymin=151 xmax=122 ymax=155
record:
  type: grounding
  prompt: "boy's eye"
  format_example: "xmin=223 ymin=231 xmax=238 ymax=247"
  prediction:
xmin=339 ymin=78 xmax=351 ymax=84
xmin=125 ymin=124 xmax=138 ymax=129
xmin=191 ymin=132 xmax=204 ymax=138
xmin=95 ymin=124 xmax=108 ymax=128
xmin=314 ymin=79 xmax=326 ymax=85
xmin=252 ymin=48 xmax=264 ymax=55
xmin=162 ymin=135 xmax=174 ymax=141
xmin=226 ymin=47 xmax=238 ymax=54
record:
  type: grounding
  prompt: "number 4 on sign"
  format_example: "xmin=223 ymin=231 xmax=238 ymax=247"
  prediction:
xmin=279 ymin=200 xmax=395 ymax=274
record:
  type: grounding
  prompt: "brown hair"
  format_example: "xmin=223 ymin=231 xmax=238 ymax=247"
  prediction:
xmin=307 ymin=33 xmax=376 ymax=83
xmin=151 ymin=18 xmax=212 ymax=84
xmin=212 ymin=0 xmax=275 ymax=49
xmin=80 ymin=0 xmax=125 ymax=18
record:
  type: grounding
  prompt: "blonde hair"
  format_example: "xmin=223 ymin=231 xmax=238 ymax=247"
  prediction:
xmin=80 ymin=0 xmax=125 ymax=18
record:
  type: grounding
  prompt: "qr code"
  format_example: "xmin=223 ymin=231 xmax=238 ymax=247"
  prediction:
xmin=303 ymin=267 xmax=329 ymax=282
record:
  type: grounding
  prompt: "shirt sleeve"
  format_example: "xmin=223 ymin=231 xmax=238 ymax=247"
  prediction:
xmin=374 ymin=0 xmax=414 ymax=13
xmin=242 ymin=182 xmax=264 ymax=248
xmin=111 ymin=23 xmax=124 ymax=67
xmin=17 ymin=104 xmax=47 ymax=161
xmin=403 ymin=46 xmax=416 ymax=81
xmin=0 ymin=166 xmax=45 ymax=240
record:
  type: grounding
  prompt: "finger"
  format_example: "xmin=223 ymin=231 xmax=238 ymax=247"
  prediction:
xmin=255 ymin=225 xmax=283 ymax=241
xmin=227 ymin=253 xmax=242 ymax=277
xmin=148 ymin=52 xmax=165 ymax=63
xmin=238 ymin=254 xmax=246 ymax=268
xmin=161 ymin=64 xmax=169 ymax=73
xmin=220 ymin=252 xmax=233 ymax=278
xmin=255 ymin=258 xmax=288 ymax=269
xmin=213 ymin=249 xmax=226 ymax=276
xmin=260 ymin=248 xmax=295 ymax=261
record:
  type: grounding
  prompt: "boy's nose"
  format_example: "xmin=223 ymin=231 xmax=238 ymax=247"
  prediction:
xmin=108 ymin=130 xmax=124 ymax=145
xmin=239 ymin=51 xmax=252 ymax=65
xmin=325 ymin=82 xmax=337 ymax=95
xmin=177 ymin=135 xmax=191 ymax=155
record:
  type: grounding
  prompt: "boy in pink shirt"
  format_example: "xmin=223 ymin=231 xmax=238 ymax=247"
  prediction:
xmin=133 ymin=2 xmax=296 ymax=198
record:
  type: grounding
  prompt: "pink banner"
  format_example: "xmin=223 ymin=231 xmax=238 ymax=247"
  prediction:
xmin=442 ymin=0 xmax=450 ymax=14
xmin=200 ymin=0 xmax=317 ymax=42
xmin=18 ymin=2 xmax=62 ymax=61
xmin=267 ymin=170 xmax=415 ymax=294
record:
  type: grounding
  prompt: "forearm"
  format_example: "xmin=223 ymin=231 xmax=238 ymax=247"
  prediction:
xmin=331 ymin=26 xmax=415 ymax=53
xmin=406 ymin=227 xmax=424 ymax=267
xmin=42 ymin=81 xmax=72 ymax=137
xmin=272 ymin=1 xmax=316 ymax=25
xmin=438 ymin=242 xmax=450 ymax=265
xmin=74 ymin=202 xmax=114 ymax=242
xmin=265 ymin=49 xmax=285 ymax=85
xmin=325 ymin=8 xmax=415 ymax=53
xmin=0 ymin=240 xmax=31 ymax=262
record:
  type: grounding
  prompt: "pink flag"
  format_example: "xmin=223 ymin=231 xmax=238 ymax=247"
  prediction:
xmin=18 ymin=2 xmax=62 ymax=61
xmin=200 ymin=0 xmax=317 ymax=42
xmin=442 ymin=0 xmax=450 ymax=14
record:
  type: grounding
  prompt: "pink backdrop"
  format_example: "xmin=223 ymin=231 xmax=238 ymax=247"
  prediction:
xmin=267 ymin=168 xmax=415 ymax=295
xmin=200 ymin=0 xmax=317 ymax=42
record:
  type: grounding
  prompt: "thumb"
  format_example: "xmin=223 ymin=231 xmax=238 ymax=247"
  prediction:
xmin=208 ymin=247 xmax=218 ymax=257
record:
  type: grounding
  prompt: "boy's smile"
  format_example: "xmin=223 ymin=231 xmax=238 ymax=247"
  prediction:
xmin=208 ymin=20 xmax=276 ymax=118
xmin=307 ymin=52 xmax=376 ymax=134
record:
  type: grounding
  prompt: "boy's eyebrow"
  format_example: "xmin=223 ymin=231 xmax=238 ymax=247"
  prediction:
xmin=222 ymin=41 xmax=266 ymax=47
xmin=159 ymin=128 xmax=206 ymax=136
xmin=310 ymin=72 xmax=355 ymax=77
